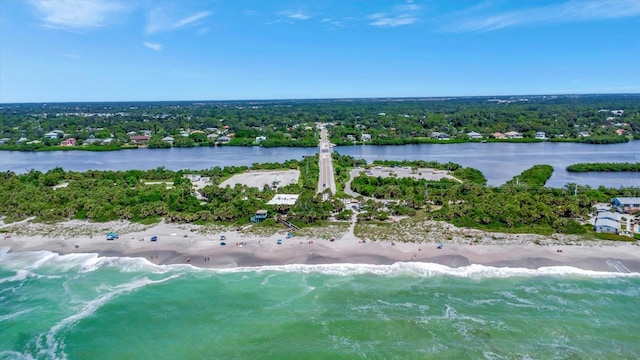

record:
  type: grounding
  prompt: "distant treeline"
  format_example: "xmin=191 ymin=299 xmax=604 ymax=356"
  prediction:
xmin=566 ymin=162 xmax=640 ymax=172
xmin=1 ymin=94 xmax=639 ymax=151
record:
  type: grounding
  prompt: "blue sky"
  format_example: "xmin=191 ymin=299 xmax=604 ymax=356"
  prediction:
xmin=1 ymin=0 xmax=639 ymax=102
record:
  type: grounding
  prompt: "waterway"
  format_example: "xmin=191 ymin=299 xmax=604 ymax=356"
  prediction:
xmin=1 ymin=142 xmax=639 ymax=188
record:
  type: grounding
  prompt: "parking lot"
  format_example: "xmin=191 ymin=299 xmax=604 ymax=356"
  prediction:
xmin=219 ymin=170 xmax=300 ymax=189
xmin=361 ymin=166 xmax=460 ymax=182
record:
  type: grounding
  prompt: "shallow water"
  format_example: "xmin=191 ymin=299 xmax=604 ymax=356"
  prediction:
xmin=1 ymin=248 xmax=639 ymax=359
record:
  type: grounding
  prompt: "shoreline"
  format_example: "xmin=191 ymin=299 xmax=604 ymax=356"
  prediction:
xmin=2 ymin=219 xmax=640 ymax=273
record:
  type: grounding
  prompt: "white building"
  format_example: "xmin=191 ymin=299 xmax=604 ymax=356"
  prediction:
xmin=162 ymin=136 xmax=174 ymax=144
xmin=467 ymin=131 xmax=483 ymax=139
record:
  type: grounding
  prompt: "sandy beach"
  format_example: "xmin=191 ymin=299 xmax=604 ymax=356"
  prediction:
xmin=2 ymin=219 xmax=640 ymax=273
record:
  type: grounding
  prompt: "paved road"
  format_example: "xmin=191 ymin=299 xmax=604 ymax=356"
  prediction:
xmin=317 ymin=127 xmax=336 ymax=197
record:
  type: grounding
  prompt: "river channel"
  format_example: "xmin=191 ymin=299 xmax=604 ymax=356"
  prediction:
xmin=1 ymin=142 xmax=639 ymax=188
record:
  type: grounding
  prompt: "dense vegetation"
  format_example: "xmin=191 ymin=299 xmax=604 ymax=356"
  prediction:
xmin=0 ymin=154 xmax=637 ymax=238
xmin=0 ymin=155 xmax=367 ymax=227
xmin=567 ymin=162 xmax=640 ymax=172
xmin=1 ymin=94 xmax=638 ymax=151
xmin=503 ymin=165 xmax=554 ymax=188
xmin=348 ymin=161 xmax=636 ymax=235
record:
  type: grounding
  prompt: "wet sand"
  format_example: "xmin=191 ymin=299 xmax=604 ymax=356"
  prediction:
xmin=2 ymin=219 xmax=640 ymax=273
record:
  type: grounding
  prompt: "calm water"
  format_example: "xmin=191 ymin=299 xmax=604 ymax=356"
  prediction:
xmin=1 ymin=248 xmax=639 ymax=359
xmin=1 ymin=142 xmax=639 ymax=187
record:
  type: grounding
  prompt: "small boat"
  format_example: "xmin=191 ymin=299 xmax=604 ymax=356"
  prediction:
xmin=277 ymin=239 xmax=282 ymax=245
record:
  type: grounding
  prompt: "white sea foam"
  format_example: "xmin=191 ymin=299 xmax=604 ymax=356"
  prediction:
xmin=213 ymin=262 xmax=640 ymax=279
xmin=0 ymin=269 xmax=30 ymax=285
xmin=1 ymin=248 xmax=638 ymax=279
xmin=35 ymin=274 xmax=180 ymax=360
xmin=0 ymin=350 xmax=36 ymax=360
xmin=0 ymin=308 xmax=34 ymax=322
xmin=0 ymin=248 xmax=174 ymax=275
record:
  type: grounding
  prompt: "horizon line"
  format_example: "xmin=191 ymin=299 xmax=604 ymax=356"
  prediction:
xmin=2 ymin=92 xmax=640 ymax=105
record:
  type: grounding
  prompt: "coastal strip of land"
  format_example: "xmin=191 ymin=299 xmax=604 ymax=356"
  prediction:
xmin=2 ymin=219 xmax=639 ymax=273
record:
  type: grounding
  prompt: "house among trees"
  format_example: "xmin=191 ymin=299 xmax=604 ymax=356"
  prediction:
xmin=162 ymin=136 xmax=174 ymax=145
xmin=130 ymin=135 xmax=150 ymax=144
xmin=361 ymin=133 xmax=371 ymax=141
xmin=251 ymin=209 xmax=268 ymax=223
xmin=578 ymin=131 xmax=590 ymax=137
xmin=594 ymin=211 xmax=621 ymax=234
xmin=83 ymin=135 xmax=102 ymax=145
xmin=535 ymin=131 xmax=546 ymax=139
xmin=612 ymin=197 xmax=640 ymax=214
xmin=594 ymin=217 xmax=620 ymax=234
xmin=61 ymin=138 xmax=76 ymax=146
xmin=431 ymin=132 xmax=450 ymax=140
xmin=492 ymin=132 xmax=505 ymax=139
xmin=44 ymin=131 xmax=62 ymax=139
xmin=217 ymin=136 xmax=231 ymax=144
xmin=466 ymin=131 xmax=483 ymax=139
xmin=505 ymin=131 xmax=523 ymax=139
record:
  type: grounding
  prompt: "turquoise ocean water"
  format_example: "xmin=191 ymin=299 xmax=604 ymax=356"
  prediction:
xmin=1 ymin=247 xmax=639 ymax=359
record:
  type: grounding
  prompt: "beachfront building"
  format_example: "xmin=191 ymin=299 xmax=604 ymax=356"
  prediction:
xmin=535 ymin=132 xmax=547 ymax=139
xmin=251 ymin=210 xmax=269 ymax=223
xmin=598 ymin=211 xmax=620 ymax=222
xmin=594 ymin=218 xmax=620 ymax=234
xmin=612 ymin=197 xmax=640 ymax=214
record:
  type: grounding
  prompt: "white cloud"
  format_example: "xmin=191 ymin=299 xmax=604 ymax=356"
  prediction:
xmin=146 ymin=8 xmax=212 ymax=34
xmin=30 ymin=0 xmax=126 ymax=29
xmin=368 ymin=1 xmax=421 ymax=27
xmin=446 ymin=0 xmax=640 ymax=32
xmin=174 ymin=12 xmax=211 ymax=28
xmin=369 ymin=14 xmax=418 ymax=27
xmin=281 ymin=10 xmax=311 ymax=21
xmin=144 ymin=42 xmax=163 ymax=51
